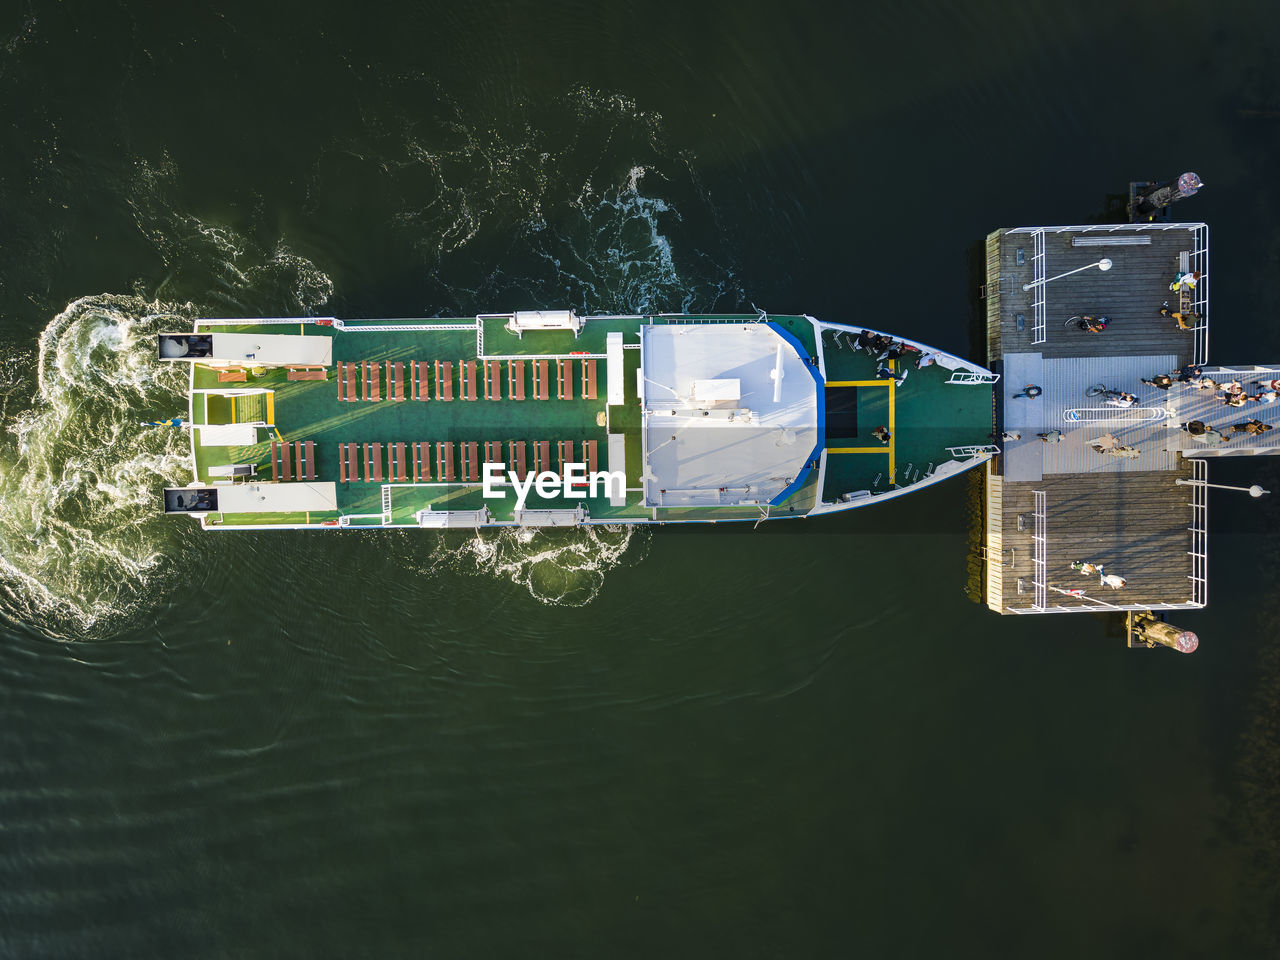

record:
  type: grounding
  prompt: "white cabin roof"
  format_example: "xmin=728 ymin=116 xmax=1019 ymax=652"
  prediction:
xmin=640 ymin=323 xmax=818 ymax=506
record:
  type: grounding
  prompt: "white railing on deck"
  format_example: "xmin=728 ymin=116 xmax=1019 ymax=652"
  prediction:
xmin=1031 ymin=229 xmax=1047 ymax=344
xmin=1190 ymin=224 xmax=1209 ymax=365
xmin=1032 ymin=490 xmax=1047 ymax=610
xmin=1188 ymin=457 xmax=1209 ymax=606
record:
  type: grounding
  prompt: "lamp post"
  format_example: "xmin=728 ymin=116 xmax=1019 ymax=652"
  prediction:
xmin=1175 ymin=479 xmax=1269 ymax=498
xmin=1023 ymin=258 xmax=1113 ymax=292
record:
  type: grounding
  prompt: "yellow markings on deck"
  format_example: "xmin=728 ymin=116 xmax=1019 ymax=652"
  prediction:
xmin=824 ymin=367 xmax=897 ymax=483
xmin=274 ymin=427 xmax=285 ymax=444
xmin=265 ymin=392 xmax=275 ymax=426
xmin=887 ymin=361 xmax=896 ymax=484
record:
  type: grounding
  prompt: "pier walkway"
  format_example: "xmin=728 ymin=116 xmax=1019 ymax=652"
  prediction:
xmin=984 ymin=223 xmax=1215 ymax=616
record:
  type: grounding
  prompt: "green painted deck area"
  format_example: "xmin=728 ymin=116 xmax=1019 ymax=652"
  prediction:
xmin=819 ymin=330 xmax=993 ymax=500
xmin=190 ymin=317 xmax=656 ymax=526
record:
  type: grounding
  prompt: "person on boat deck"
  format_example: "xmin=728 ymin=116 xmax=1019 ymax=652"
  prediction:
xmin=875 ymin=364 xmax=894 ymax=380
xmin=916 ymin=351 xmax=937 ymax=369
xmin=877 ymin=344 xmax=905 ymax=363
xmin=1222 ymin=392 xmax=1248 ymax=408
xmin=855 ymin=331 xmax=877 ymax=354
xmin=1142 ymin=374 xmax=1174 ymax=390
xmin=1104 ymin=392 xmax=1138 ymax=407
xmin=872 ymin=425 xmax=891 ymax=445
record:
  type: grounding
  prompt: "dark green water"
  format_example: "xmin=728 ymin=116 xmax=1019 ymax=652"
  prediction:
xmin=4 ymin=2 xmax=1280 ymax=956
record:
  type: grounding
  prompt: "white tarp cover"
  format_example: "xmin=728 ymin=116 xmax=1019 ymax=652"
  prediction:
xmin=208 ymin=333 xmax=332 ymax=366
xmin=198 ymin=423 xmax=259 ymax=447
xmin=216 ymin=482 xmax=337 ymax=513
xmin=607 ymin=332 xmax=625 ymax=406
xmin=607 ymin=433 xmax=627 ymax=506
xmin=640 ymin=324 xmax=818 ymax=506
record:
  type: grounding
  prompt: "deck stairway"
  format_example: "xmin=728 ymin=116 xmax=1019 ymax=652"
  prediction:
xmin=232 ymin=393 xmax=267 ymax=424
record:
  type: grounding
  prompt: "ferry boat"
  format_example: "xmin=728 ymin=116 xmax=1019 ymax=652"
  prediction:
xmin=158 ymin=311 xmax=999 ymax=529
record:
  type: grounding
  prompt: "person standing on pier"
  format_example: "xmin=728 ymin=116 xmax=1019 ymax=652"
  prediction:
xmin=1103 ymin=391 xmax=1138 ymax=408
xmin=1174 ymin=364 xmax=1203 ymax=383
xmin=1233 ymin=419 xmax=1274 ymax=437
xmin=1142 ymin=374 xmax=1174 ymax=390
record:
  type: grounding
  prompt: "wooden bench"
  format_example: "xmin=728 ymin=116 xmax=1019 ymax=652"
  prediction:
xmin=413 ymin=361 xmax=431 ymax=401
xmin=582 ymin=359 xmax=597 ymax=400
xmin=484 ymin=441 xmax=504 ymax=470
xmin=288 ymin=367 xmax=327 ymax=381
xmin=338 ymin=362 xmax=359 ymax=401
xmin=436 ymin=442 xmax=456 ymax=482
xmin=293 ymin=440 xmax=316 ymax=481
xmin=339 ymin=442 xmax=358 ymax=482
xmin=557 ymin=359 xmax=573 ymax=400
xmin=557 ymin=440 xmax=575 ymax=474
xmin=1072 ymin=235 xmax=1151 ymax=246
xmin=583 ymin=439 xmax=598 ymax=475
xmin=485 ymin=360 xmax=502 ymax=400
xmin=270 ymin=440 xmax=278 ymax=481
xmin=276 ymin=440 xmax=293 ymax=481
xmin=508 ymin=360 xmax=526 ymax=401
xmin=509 ymin=441 xmax=528 ymax=480
xmin=461 ymin=360 xmax=478 ymax=401
xmin=364 ymin=443 xmax=384 ymax=482
xmin=534 ymin=440 xmax=550 ymax=474
xmin=387 ymin=362 xmax=405 ymax=401
xmin=390 ymin=442 xmax=408 ymax=481
xmin=363 ymin=361 xmax=382 ymax=402
xmin=435 ymin=360 xmax=454 ymax=401
xmin=1177 ymin=250 xmax=1194 ymax=314
xmin=533 ymin=360 xmax=549 ymax=400
xmin=461 ymin=441 xmax=479 ymax=482
xmin=217 ymin=367 xmax=248 ymax=382
xmin=413 ymin=442 xmax=431 ymax=481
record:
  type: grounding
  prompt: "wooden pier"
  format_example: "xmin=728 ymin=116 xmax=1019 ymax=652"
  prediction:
xmin=983 ymin=223 xmax=1210 ymax=615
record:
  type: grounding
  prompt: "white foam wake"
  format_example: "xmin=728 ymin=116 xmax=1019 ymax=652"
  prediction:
xmin=0 ymin=295 xmax=194 ymax=635
xmin=426 ymin=525 xmax=649 ymax=607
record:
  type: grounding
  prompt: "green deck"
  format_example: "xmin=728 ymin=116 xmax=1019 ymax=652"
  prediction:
xmin=184 ymin=315 xmax=992 ymax=528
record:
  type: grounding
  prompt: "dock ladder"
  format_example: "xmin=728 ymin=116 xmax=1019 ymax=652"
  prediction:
xmin=381 ymin=485 xmax=393 ymax=524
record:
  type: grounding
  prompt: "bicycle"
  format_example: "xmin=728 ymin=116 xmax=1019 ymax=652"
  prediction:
xmin=1086 ymin=384 xmax=1140 ymax=407
xmin=1064 ymin=314 xmax=1109 ymax=333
